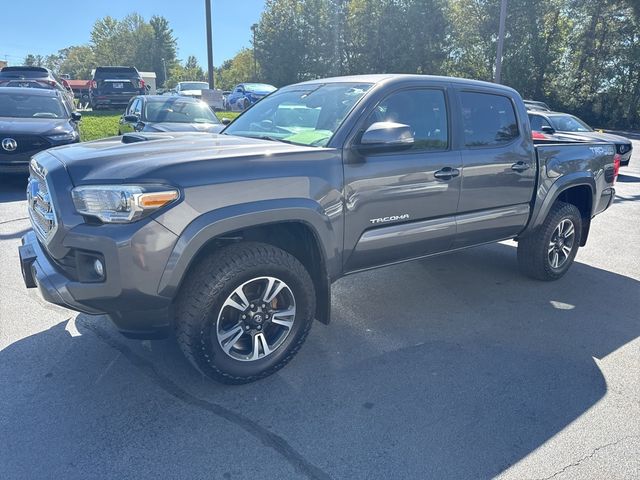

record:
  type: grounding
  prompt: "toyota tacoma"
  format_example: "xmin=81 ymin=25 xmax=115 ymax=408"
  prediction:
xmin=19 ymin=75 xmax=619 ymax=383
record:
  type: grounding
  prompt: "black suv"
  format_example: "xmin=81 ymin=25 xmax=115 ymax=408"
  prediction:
xmin=89 ymin=66 xmax=146 ymax=110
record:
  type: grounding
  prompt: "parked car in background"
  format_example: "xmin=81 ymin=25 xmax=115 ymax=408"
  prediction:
xmin=222 ymin=90 xmax=231 ymax=109
xmin=523 ymin=99 xmax=551 ymax=111
xmin=225 ymin=83 xmax=276 ymax=111
xmin=0 ymin=87 xmax=80 ymax=173
xmin=0 ymin=66 xmax=74 ymax=101
xmin=89 ymin=66 xmax=146 ymax=110
xmin=118 ymin=95 xmax=224 ymax=134
xmin=528 ymin=111 xmax=633 ymax=166
xmin=173 ymin=81 xmax=210 ymax=99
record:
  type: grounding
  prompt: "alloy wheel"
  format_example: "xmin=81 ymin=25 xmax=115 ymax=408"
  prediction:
xmin=215 ymin=276 xmax=296 ymax=362
xmin=547 ymin=218 xmax=575 ymax=269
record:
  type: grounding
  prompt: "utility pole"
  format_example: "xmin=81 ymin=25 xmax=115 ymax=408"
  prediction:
xmin=251 ymin=24 xmax=258 ymax=81
xmin=494 ymin=0 xmax=507 ymax=84
xmin=205 ymin=0 xmax=215 ymax=89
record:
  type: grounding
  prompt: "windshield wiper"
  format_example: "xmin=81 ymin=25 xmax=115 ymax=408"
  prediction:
xmin=251 ymin=135 xmax=298 ymax=145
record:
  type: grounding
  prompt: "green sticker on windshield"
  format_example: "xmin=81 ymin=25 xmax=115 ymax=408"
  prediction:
xmin=284 ymin=130 xmax=332 ymax=146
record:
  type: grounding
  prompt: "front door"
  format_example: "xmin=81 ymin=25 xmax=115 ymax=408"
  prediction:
xmin=343 ymin=87 xmax=462 ymax=272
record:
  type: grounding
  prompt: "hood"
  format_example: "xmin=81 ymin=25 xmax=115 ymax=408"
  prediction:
xmin=45 ymin=132 xmax=322 ymax=184
xmin=0 ymin=117 xmax=73 ymax=136
xmin=556 ymin=130 xmax=631 ymax=145
xmin=143 ymin=122 xmax=224 ymax=134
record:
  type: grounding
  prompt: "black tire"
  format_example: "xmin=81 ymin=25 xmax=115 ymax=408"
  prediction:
xmin=174 ymin=242 xmax=316 ymax=384
xmin=517 ymin=201 xmax=582 ymax=281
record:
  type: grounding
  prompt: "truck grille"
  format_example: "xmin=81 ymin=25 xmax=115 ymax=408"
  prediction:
xmin=27 ymin=161 xmax=57 ymax=242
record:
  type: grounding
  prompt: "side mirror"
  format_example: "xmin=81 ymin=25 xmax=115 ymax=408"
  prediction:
xmin=221 ymin=118 xmax=232 ymax=125
xmin=540 ymin=126 xmax=556 ymax=135
xmin=124 ymin=114 xmax=139 ymax=123
xmin=359 ymin=122 xmax=414 ymax=150
xmin=71 ymin=112 xmax=82 ymax=122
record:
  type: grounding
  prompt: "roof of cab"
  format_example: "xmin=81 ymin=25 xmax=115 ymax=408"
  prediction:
xmin=291 ymin=74 xmax=519 ymax=94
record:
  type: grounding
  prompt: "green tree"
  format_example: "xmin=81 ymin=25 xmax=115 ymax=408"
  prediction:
xmin=23 ymin=54 xmax=44 ymax=67
xmin=91 ymin=16 xmax=129 ymax=66
xmin=254 ymin=0 xmax=309 ymax=85
xmin=59 ymin=46 xmax=96 ymax=79
xmin=165 ymin=56 xmax=206 ymax=88
xmin=215 ymin=49 xmax=257 ymax=90
xmin=149 ymin=16 xmax=178 ymax=86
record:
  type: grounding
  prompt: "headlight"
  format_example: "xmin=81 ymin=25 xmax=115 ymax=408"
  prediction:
xmin=71 ymin=185 xmax=179 ymax=223
xmin=48 ymin=131 xmax=78 ymax=141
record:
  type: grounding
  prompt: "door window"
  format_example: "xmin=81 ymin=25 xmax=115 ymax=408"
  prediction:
xmin=460 ymin=92 xmax=519 ymax=147
xmin=528 ymin=114 xmax=552 ymax=131
xmin=125 ymin=99 xmax=136 ymax=115
xmin=365 ymin=89 xmax=448 ymax=151
xmin=132 ymin=99 xmax=142 ymax=116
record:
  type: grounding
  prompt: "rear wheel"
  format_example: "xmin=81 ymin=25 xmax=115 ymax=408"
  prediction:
xmin=175 ymin=242 xmax=315 ymax=384
xmin=517 ymin=202 xmax=582 ymax=281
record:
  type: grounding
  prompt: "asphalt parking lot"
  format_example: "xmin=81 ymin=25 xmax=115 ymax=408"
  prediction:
xmin=1 ymin=143 xmax=638 ymax=480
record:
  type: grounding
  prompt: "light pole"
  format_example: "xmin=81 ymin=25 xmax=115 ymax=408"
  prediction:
xmin=205 ymin=0 xmax=215 ymax=89
xmin=251 ymin=23 xmax=258 ymax=81
xmin=161 ymin=58 xmax=167 ymax=87
xmin=494 ymin=0 xmax=507 ymax=83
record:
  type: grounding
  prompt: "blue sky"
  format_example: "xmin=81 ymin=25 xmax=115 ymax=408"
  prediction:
xmin=0 ymin=0 xmax=266 ymax=68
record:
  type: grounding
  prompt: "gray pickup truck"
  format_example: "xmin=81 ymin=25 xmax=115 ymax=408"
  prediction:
xmin=19 ymin=75 xmax=618 ymax=383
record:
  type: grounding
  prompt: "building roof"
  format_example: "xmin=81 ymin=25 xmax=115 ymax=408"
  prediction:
xmin=67 ymin=80 xmax=90 ymax=88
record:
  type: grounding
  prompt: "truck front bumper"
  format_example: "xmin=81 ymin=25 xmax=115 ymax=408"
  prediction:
xmin=19 ymin=230 xmax=175 ymax=339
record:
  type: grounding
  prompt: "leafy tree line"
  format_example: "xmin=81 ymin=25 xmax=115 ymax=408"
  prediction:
xmin=23 ymin=14 xmax=199 ymax=88
xmin=253 ymin=0 xmax=640 ymax=129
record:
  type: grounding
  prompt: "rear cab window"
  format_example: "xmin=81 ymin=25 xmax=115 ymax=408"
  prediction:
xmin=93 ymin=67 xmax=139 ymax=80
xmin=460 ymin=91 xmax=519 ymax=147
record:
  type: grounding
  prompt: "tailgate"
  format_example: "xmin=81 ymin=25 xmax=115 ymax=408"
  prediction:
xmin=98 ymin=79 xmax=139 ymax=94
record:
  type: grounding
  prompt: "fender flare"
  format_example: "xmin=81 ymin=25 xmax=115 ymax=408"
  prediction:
xmin=157 ymin=198 xmax=339 ymax=301
xmin=526 ymin=172 xmax=596 ymax=232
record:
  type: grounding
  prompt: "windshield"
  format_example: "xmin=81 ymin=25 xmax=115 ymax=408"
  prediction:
xmin=0 ymin=92 xmax=67 ymax=118
xmin=224 ymin=82 xmax=372 ymax=147
xmin=180 ymin=82 xmax=209 ymax=91
xmin=549 ymin=114 xmax=593 ymax=132
xmin=144 ymin=99 xmax=220 ymax=124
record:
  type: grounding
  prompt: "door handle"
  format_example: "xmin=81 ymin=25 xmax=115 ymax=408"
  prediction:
xmin=434 ymin=167 xmax=460 ymax=180
xmin=511 ymin=161 xmax=530 ymax=172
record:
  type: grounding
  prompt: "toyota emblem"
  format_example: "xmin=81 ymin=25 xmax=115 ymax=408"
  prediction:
xmin=2 ymin=138 xmax=17 ymax=152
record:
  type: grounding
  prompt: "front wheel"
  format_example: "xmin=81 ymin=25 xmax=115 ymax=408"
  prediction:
xmin=175 ymin=242 xmax=316 ymax=384
xmin=517 ymin=202 xmax=582 ymax=281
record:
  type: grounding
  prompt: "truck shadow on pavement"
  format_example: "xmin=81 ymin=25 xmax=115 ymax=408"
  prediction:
xmin=1 ymin=243 xmax=638 ymax=479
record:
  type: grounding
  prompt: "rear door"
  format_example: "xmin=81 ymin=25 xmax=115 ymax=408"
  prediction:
xmin=452 ymin=90 xmax=536 ymax=248
xmin=343 ymin=86 xmax=462 ymax=272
